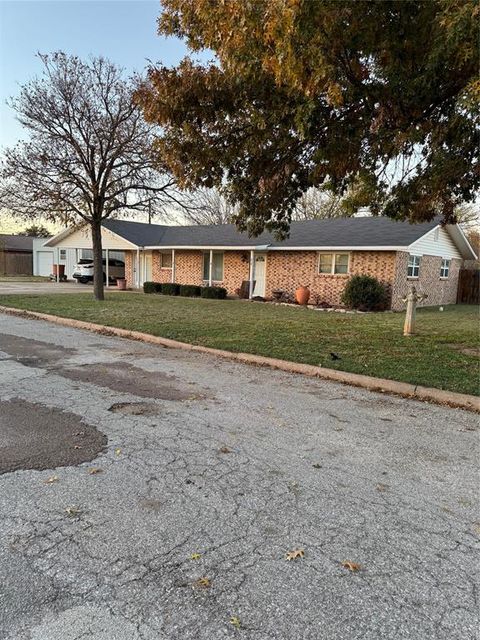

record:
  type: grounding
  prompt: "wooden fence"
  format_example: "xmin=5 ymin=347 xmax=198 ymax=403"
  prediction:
xmin=0 ymin=250 xmax=33 ymax=276
xmin=457 ymin=269 xmax=480 ymax=304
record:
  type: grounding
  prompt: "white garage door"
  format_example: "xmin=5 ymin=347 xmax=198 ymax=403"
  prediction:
xmin=37 ymin=251 xmax=54 ymax=277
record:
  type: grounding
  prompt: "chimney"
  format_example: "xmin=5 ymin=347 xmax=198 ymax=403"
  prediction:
xmin=354 ymin=206 xmax=372 ymax=218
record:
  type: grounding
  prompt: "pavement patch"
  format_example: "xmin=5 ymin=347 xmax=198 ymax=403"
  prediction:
xmin=59 ymin=362 xmax=196 ymax=401
xmin=0 ymin=399 xmax=107 ymax=474
xmin=0 ymin=333 xmax=75 ymax=368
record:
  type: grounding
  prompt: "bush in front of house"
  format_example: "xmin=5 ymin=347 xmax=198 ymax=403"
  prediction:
xmin=179 ymin=284 xmax=202 ymax=297
xmin=143 ymin=281 xmax=162 ymax=294
xmin=161 ymin=283 xmax=180 ymax=296
xmin=341 ymin=275 xmax=387 ymax=311
xmin=201 ymin=286 xmax=227 ymax=299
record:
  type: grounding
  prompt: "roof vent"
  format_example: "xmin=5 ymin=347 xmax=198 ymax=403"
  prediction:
xmin=354 ymin=207 xmax=372 ymax=218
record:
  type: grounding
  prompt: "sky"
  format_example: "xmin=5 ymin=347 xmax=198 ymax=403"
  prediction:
xmin=0 ymin=0 xmax=205 ymax=231
xmin=0 ymin=0 xmax=199 ymax=149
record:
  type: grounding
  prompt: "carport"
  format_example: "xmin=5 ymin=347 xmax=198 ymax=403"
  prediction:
xmin=44 ymin=224 xmax=140 ymax=286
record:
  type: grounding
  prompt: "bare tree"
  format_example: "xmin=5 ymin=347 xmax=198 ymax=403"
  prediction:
xmin=292 ymin=188 xmax=347 ymax=221
xmin=180 ymin=188 xmax=236 ymax=225
xmin=0 ymin=52 xmax=180 ymax=300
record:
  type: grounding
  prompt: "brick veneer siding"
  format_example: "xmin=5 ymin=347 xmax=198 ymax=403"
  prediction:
xmin=391 ymin=252 xmax=462 ymax=310
xmin=151 ymin=251 xmax=173 ymax=284
xmin=125 ymin=251 xmax=134 ymax=288
xmin=148 ymin=250 xmax=250 ymax=295
xmin=265 ymin=250 xmax=397 ymax=306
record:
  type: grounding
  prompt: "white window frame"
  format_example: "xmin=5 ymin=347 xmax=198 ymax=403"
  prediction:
xmin=440 ymin=258 xmax=450 ymax=279
xmin=59 ymin=249 xmax=67 ymax=260
xmin=407 ymin=254 xmax=421 ymax=278
xmin=160 ymin=251 xmax=172 ymax=269
xmin=317 ymin=252 xmax=350 ymax=275
xmin=203 ymin=251 xmax=224 ymax=282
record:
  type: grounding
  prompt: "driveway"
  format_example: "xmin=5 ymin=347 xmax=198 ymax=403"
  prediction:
xmin=0 ymin=313 xmax=478 ymax=640
xmin=0 ymin=281 xmax=128 ymax=295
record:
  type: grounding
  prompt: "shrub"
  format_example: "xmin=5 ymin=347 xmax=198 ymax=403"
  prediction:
xmin=201 ymin=286 xmax=227 ymax=299
xmin=179 ymin=284 xmax=202 ymax=297
xmin=143 ymin=281 xmax=161 ymax=294
xmin=341 ymin=275 xmax=387 ymax=311
xmin=161 ymin=283 xmax=180 ymax=296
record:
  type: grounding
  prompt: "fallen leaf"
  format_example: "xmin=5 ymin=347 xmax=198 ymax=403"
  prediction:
xmin=312 ymin=463 xmax=322 ymax=469
xmin=114 ymin=448 xmax=122 ymax=456
xmin=230 ymin=616 xmax=241 ymax=629
xmin=342 ymin=560 xmax=361 ymax=572
xmin=219 ymin=446 xmax=232 ymax=454
xmin=376 ymin=483 xmax=389 ymax=492
xmin=44 ymin=475 xmax=59 ymax=484
xmin=88 ymin=468 xmax=103 ymax=475
xmin=193 ymin=577 xmax=211 ymax=589
xmin=73 ymin=445 xmax=82 ymax=450
xmin=65 ymin=506 xmax=81 ymax=517
xmin=74 ymin=431 xmax=85 ymax=436
xmin=190 ymin=552 xmax=202 ymax=560
xmin=286 ymin=548 xmax=305 ymax=561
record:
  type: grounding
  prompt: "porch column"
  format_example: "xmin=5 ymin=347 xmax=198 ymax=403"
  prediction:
xmin=248 ymin=250 xmax=254 ymax=299
xmin=105 ymin=249 xmax=109 ymax=287
xmin=171 ymin=249 xmax=176 ymax=283
xmin=136 ymin=248 xmax=140 ymax=288
xmin=208 ymin=249 xmax=213 ymax=286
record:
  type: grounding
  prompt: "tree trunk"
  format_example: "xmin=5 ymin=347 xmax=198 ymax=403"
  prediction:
xmin=91 ymin=219 xmax=104 ymax=301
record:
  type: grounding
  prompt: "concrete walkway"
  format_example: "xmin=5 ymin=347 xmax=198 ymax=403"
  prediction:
xmin=0 ymin=313 xmax=478 ymax=640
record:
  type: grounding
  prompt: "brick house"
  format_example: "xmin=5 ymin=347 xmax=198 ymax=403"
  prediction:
xmin=46 ymin=216 xmax=476 ymax=310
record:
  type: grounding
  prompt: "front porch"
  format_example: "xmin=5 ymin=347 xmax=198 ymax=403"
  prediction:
xmin=126 ymin=248 xmax=269 ymax=299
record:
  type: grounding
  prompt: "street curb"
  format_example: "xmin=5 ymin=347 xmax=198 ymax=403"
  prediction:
xmin=1 ymin=305 xmax=478 ymax=413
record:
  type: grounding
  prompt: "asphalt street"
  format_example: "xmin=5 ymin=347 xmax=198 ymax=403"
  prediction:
xmin=0 ymin=312 xmax=478 ymax=640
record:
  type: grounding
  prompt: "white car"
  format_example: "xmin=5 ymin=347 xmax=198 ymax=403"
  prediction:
xmin=73 ymin=258 xmax=125 ymax=284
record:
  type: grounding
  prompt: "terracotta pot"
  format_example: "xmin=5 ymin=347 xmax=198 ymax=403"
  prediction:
xmin=116 ymin=278 xmax=127 ymax=290
xmin=295 ymin=285 xmax=310 ymax=305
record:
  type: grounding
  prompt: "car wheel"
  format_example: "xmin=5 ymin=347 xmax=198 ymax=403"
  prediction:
xmin=78 ymin=277 xmax=89 ymax=284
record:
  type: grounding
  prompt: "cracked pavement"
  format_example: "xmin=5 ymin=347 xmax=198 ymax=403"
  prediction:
xmin=0 ymin=312 xmax=478 ymax=640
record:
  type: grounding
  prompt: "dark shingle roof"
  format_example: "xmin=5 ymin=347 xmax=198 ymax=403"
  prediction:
xmin=103 ymin=217 xmax=439 ymax=249
xmin=0 ymin=234 xmax=34 ymax=252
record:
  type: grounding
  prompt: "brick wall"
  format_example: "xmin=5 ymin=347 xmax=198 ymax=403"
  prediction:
xmin=125 ymin=251 xmax=134 ymax=288
xmin=151 ymin=251 xmax=173 ymax=284
xmin=265 ymin=250 xmax=397 ymax=306
xmin=149 ymin=250 xmax=250 ymax=295
xmin=391 ymin=252 xmax=462 ymax=310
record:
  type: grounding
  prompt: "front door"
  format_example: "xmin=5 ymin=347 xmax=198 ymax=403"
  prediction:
xmin=144 ymin=252 xmax=153 ymax=283
xmin=252 ymin=254 xmax=267 ymax=297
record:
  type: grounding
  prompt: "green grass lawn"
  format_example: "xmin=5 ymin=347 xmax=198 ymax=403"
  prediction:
xmin=0 ymin=292 xmax=478 ymax=395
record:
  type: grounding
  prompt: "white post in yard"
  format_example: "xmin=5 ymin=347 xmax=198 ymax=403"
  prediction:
xmin=105 ymin=249 xmax=109 ymax=288
xmin=136 ymin=248 xmax=140 ymax=288
xmin=248 ymin=250 xmax=255 ymax=299
xmin=56 ymin=247 xmax=60 ymax=283
xmin=171 ymin=249 xmax=176 ymax=283
xmin=403 ymin=285 xmax=427 ymax=336
xmin=208 ymin=249 xmax=213 ymax=286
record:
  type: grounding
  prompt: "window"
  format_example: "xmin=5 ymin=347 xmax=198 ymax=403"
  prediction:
xmin=407 ymin=254 xmax=421 ymax=278
xmin=318 ymin=253 xmax=349 ymax=275
xmin=60 ymin=249 xmax=66 ymax=260
xmin=203 ymin=252 xmax=224 ymax=281
xmin=160 ymin=252 xmax=172 ymax=268
xmin=440 ymin=258 xmax=450 ymax=278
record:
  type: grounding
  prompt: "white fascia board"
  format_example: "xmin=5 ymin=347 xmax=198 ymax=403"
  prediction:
xmin=44 ymin=225 xmax=86 ymax=247
xmin=447 ymin=224 xmax=477 ymax=260
xmin=144 ymin=245 xmax=407 ymax=251
xmin=45 ymin=224 xmax=140 ymax=250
